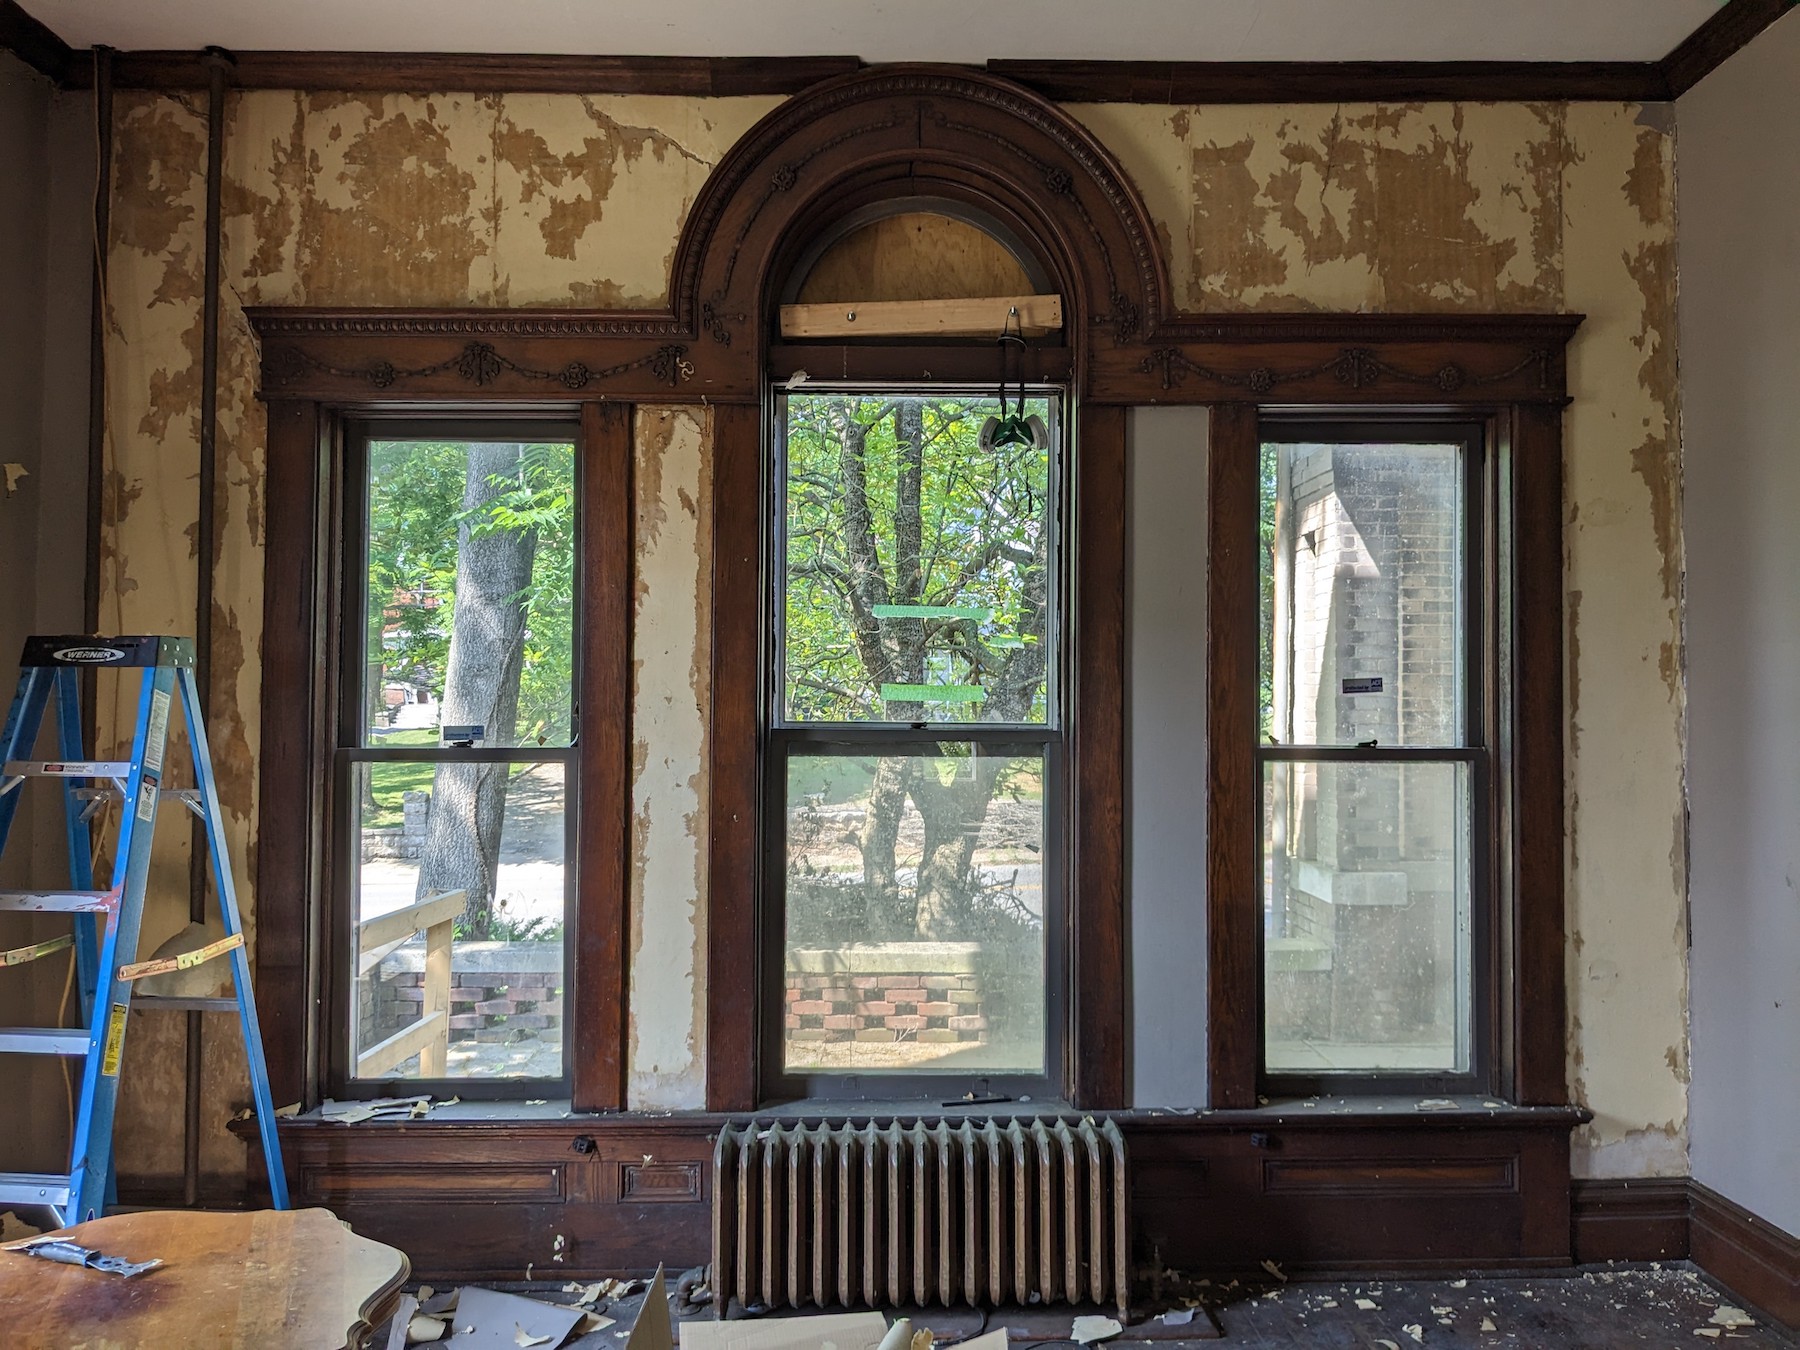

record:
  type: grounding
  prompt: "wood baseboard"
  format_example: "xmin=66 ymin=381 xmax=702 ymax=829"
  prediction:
xmin=1690 ymin=1182 xmax=1800 ymax=1329
xmin=1571 ymin=1177 xmax=1691 ymax=1263
xmin=1572 ymin=1177 xmax=1798 ymax=1329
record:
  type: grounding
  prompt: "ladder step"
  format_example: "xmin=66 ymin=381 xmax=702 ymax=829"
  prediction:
xmin=130 ymin=994 xmax=238 ymax=1014
xmin=0 ymin=1028 xmax=91 ymax=1055
xmin=0 ymin=1172 xmax=72 ymax=1208
xmin=2 ymin=760 xmax=132 ymax=779
xmin=0 ymin=889 xmax=115 ymax=913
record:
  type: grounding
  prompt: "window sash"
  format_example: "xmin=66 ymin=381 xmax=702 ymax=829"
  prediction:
xmin=1254 ymin=419 xmax=1494 ymax=1095
xmin=762 ymin=388 xmax=1071 ymax=1103
xmin=328 ymin=418 xmax=581 ymax=1099
xmin=771 ymin=387 xmax=1065 ymax=733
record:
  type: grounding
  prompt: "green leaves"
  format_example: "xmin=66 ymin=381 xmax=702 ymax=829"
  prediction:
xmin=366 ymin=439 xmax=575 ymax=744
xmin=782 ymin=393 xmax=1054 ymax=725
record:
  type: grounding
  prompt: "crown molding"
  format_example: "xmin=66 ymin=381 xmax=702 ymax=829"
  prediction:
xmin=0 ymin=0 xmax=72 ymax=84
xmin=1663 ymin=0 xmax=1798 ymax=96
xmin=9 ymin=0 xmax=1796 ymax=101
xmin=988 ymin=59 xmax=1672 ymax=103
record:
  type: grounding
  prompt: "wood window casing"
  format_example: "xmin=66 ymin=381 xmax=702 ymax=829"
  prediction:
xmin=247 ymin=67 xmax=1578 ymax=1132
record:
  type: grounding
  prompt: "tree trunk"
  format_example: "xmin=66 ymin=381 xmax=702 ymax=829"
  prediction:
xmin=416 ymin=442 xmax=539 ymax=938
xmin=857 ymin=754 xmax=914 ymax=938
xmin=909 ymin=755 xmax=1005 ymax=938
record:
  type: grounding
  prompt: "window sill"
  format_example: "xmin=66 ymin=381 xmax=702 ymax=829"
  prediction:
xmin=243 ymin=1094 xmax=1588 ymax=1132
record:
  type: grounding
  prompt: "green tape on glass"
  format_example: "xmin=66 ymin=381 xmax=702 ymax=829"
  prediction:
xmin=881 ymin=684 xmax=988 ymax=703
xmin=870 ymin=604 xmax=993 ymax=621
xmin=988 ymin=635 xmax=1026 ymax=648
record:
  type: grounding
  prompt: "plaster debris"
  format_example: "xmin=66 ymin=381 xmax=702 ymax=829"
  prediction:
xmin=1354 ymin=1298 xmax=1379 ymax=1310
xmin=1709 ymin=1306 xmax=1756 ymax=1328
xmin=1071 ymin=1315 xmax=1123 ymax=1344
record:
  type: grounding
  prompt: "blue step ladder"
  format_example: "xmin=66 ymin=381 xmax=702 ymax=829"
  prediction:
xmin=0 ymin=635 xmax=288 ymax=1223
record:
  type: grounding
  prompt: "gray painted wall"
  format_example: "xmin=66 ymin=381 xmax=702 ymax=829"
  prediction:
xmin=1126 ymin=406 xmax=1210 ymax=1107
xmin=0 ymin=50 xmax=94 ymax=1173
xmin=1678 ymin=6 xmax=1800 ymax=1238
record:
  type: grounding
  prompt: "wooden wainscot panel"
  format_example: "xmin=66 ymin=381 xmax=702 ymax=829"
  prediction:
xmin=1261 ymin=1155 xmax=1518 ymax=1195
xmin=300 ymin=1162 xmax=567 ymax=1204
xmin=618 ymin=1159 xmax=705 ymax=1203
xmin=267 ymin=1119 xmax=719 ymax=1282
xmin=1126 ymin=1115 xmax=1575 ymax=1275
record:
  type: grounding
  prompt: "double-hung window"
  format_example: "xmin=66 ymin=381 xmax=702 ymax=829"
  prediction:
xmin=766 ymin=390 xmax=1066 ymax=1101
xmin=334 ymin=419 xmax=578 ymax=1094
xmin=1258 ymin=418 xmax=1489 ymax=1094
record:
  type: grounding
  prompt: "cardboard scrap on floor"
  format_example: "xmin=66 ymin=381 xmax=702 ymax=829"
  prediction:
xmin=681 ymin=1310 xmax=1009 ymax=1350
xmin=402 ymin=1265 xmax=1014 ymax=1350
xmin=440 ymin=1286 xmax=587 ymax=1347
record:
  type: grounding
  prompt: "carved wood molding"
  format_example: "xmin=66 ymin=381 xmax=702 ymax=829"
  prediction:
xmin=245 ymin=68 xmax=1585 ymax=406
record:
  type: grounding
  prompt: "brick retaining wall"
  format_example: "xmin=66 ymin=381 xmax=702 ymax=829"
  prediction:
xmin=357 ymin=940 xmax=562 ymax=1054
xmin=784 ymin=943 xmax=992 ymax=1047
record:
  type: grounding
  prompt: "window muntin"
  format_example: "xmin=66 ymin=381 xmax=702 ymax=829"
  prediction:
xmin=768 ymin=391 xmax=1065 ymax=1099
xmin=1258 ymin=425 xmax=1486 ymax=1088
xmin=338 ymin=424 xmax=577 ymax=1091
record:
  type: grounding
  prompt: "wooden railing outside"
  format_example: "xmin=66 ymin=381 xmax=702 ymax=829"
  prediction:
xmin=355 ymin=889 xmax=464 ymax=1078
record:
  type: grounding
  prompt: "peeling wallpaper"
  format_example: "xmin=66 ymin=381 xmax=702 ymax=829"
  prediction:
xmin=100 ymin=89 xmax=1684 ymax=1178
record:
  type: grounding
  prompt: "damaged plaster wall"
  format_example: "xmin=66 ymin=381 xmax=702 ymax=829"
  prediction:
xmin=1076 ymin=101 xmax=1688 ymax=1176
xmin=1677 ymin=5 xmax=1800 ymax=1237
xmin=0 ymin=53 xmax=94 ymax=1175
xmin=630 ymin=406 xmax=713 ymax=1110
xmin=98 ymin=88 xmax=1685 ymax=1176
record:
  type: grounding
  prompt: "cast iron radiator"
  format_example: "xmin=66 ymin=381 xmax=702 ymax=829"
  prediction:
xmin=711 ymin=1117 xmax=1130 ymax=1316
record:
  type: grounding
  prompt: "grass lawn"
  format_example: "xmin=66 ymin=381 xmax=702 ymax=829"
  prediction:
xmin=360 ymin=729 xmax=537 ymax=829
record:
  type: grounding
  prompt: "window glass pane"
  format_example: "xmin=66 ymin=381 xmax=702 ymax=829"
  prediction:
xmin=783 ymin=747 xmax=1046 ymax=1076
xmin=1261 ymin=441 xmax=1464 ymax=747
xmin=782 ymin=393 xmax=1055 ymax=725
xmin=352 ymin=759 xmax=566 ymax=1080
xmin=1263 ymin=759 xmax=1471 ymax=1074
xmin=364 ymin=438 xmax=575 ymax=749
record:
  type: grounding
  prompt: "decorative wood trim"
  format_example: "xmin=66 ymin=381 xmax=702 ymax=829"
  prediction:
xmin=1073 ymin=404 xmax=1128 ymax=1109
xmin=1507 ymin=403 xmax=1569 ymax=1106
xmin=704 ymin=403 xmax=762 ymax=1112
xmin=989 ymin=58 xmax=1672 ymax=104
xmin=15 ymin=1 xmax=1796 ymax=101
xmin=667 ymin=63 xmax=1169 ymax=374
xmin=1570 ymin=1177 xmax=1691 ymax=1264
xmin=1691 ymin=1181 xmax=1800 ymax=1329
xmin=1663 ymin=0 xmax=1800 ymax=97
xmin=245 ymin=1107 xmax=1585 ymax=1282
xmin=254 ymin=399 xmax=330 ymax=1109
xmin=0 ymin=0 xmax=73 ymax=85
xmin=70 ymin=50 xmax=862 ymax=94
xmin=573 ymin=402 xmax=633 ymax=1112
xmin=1204 ymin=402 xmax=1261 ymax=1110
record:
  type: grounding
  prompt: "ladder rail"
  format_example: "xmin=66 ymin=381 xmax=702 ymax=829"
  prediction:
xmin=0 ymin=668 xmax=54 ymax=853
xmin=53 ymin=669 xmax=102 ymax=1015
xmin=64 ymin=664 xmax=169 ymax=1222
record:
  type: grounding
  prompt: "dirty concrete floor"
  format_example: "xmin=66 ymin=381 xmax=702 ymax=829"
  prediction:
xmin=380 ymin=1265 xmax=1794 ymax=1349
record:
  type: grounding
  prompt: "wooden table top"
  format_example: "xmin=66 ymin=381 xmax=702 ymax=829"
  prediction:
xmin=1 ymin=1207 xmax=409 ymax=1350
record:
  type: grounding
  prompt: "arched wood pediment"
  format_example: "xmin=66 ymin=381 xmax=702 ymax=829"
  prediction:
xmin=669 ymin=64 xmax=1171 ymax=363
